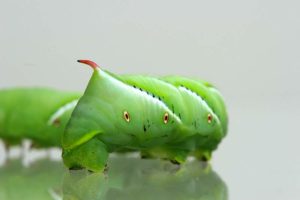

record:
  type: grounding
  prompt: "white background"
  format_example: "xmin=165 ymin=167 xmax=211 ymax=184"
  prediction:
xmin=0 ymin=1 xmax=299 ymax=199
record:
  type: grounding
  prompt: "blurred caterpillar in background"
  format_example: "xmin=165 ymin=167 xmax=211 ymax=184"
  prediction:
xmin=0 ymin=60 xmax=228 ymax=172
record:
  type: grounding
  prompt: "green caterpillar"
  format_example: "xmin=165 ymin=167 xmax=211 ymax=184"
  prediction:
xmin=0 ymin=60 xmax=228 ymax=172
xmin=0 ymin=88 xmax=80 ymax=147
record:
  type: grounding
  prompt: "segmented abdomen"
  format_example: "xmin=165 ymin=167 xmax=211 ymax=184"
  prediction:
xmin=119 ymin=74 xmax=228 ymax=138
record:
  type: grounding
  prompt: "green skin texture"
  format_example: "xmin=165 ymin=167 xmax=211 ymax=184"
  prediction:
xmin=0 ymin=66 xmax=228 ymax=172
xmin=62 ymin=67 xmax=228 ymax=172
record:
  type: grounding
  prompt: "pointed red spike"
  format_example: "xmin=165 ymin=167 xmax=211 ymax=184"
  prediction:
xmin=77 ymin=60 xmax=99 ymax=69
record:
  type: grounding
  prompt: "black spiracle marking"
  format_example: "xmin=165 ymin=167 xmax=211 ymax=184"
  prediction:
xmin=193 ymin=121 xmax=197 ymax=128
xmin=129 ymin=133 xmax=137 ymax=138
xmin=52 ymin=119 xmax=61 ymax=127
xmin=147 ymin=119 xmax=151 ymax=128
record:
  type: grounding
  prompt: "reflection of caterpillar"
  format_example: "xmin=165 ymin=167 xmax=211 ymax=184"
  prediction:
xmin=0 ymin=60 xmax=228 ymax=172
xmin=0 ymin=159 xmax=65 ymax=200
xmin=63 ymin=157 xmax=228 ymax=200
xmin=0 ymin=157 xmax=228 ymax=200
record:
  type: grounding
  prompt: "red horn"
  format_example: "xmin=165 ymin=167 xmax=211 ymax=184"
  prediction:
xmin=77 ymin=60 xmax=99 ymax=69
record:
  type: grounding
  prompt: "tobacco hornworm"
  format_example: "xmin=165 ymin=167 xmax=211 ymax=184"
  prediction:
xmin=63 ymin=60 xmax=228 ymax=172
xmin=0 ymin=60 xmax=228 ymax=172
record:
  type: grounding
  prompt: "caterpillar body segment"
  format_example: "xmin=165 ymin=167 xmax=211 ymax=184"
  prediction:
xmin=161 ymin=76 xmax=228 ymax=135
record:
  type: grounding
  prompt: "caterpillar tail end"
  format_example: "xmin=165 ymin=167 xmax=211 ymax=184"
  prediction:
xmin=62 ymin=138 xmax=108 ymax=172
xmin=77 ymin=59 xmax=99 ymax=69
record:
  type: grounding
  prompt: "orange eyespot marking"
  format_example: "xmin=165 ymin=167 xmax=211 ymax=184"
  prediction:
xmin=163 ymin=112 xmax=169 ymax=124
xmin=207 ymin=113 xmax=212 ymax=124
xmin=123 ymin=111 xmax=130 ymax=122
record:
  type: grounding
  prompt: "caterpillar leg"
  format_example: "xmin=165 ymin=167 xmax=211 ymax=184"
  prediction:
xmin=168 ymin=149 xmax=189 ymax=164
xmin=0 ymin=139 xmax=8 ymax=165
xmin=141 ymin=147 xmax=189 ymax=164
xmin=140 ymin=150 xmax=155 ymax=159
xmin=62 ymin=138 xmax=108 ymax=172
xmin=193 ymin=150 xmax=212 ymax=162
xmin=21 ymin=139 xmax=31 ymax=167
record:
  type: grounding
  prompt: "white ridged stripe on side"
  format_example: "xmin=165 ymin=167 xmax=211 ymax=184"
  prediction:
xmin=97 ymin=69 xmax=182 ymax=124
xmin=47 ymin=100 xmax=78 ymax=126
xmin=178 ymin=86 xmax=220 ymax=124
